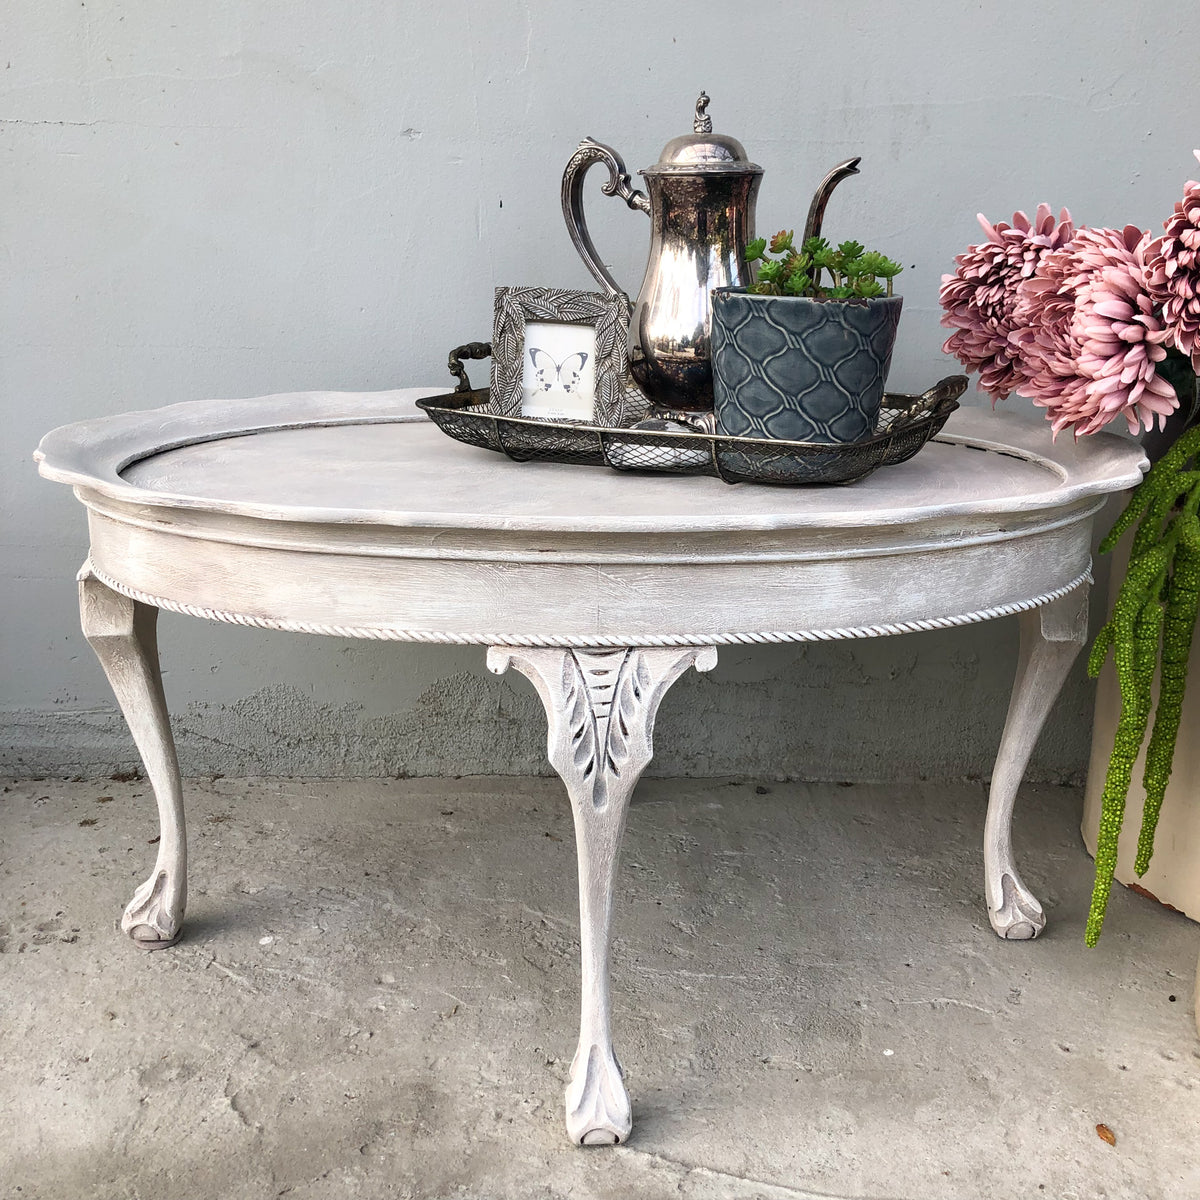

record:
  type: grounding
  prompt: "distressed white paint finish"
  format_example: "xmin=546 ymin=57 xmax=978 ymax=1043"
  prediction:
xmin=38 ymin=390 xmax=1142 ymax=526
xmin=38 ymin=391 xmax=1141 ymax=645
xmin=78 ymin=567 xmax=186 ymax=948
xmin=37 ymin=389 xmax=1148 ymax=1142
xmin=984 ymin=586 xmax=1090 ymax=939
xmin=488 ymin=645 xmax=717 ymax=1145
xmin=77 ymin=561 xmax=1095 ymax=647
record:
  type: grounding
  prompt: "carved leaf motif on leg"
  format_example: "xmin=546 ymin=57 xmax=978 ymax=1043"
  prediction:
xmin=565 ymin=648 xmax=634 ymax=809
xmin=564 ymin=653 xmax=599 ymax=783
xmin=605 ymin=651 xmax=652 ymax=785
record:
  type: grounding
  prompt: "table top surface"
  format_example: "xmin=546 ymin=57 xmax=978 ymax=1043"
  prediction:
xmin=37 ymin=387 xmax=1149 ymax=533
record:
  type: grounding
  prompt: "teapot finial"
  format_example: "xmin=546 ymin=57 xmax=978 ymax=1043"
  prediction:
xmin=693 ymin=91 xmax=712 ymax=134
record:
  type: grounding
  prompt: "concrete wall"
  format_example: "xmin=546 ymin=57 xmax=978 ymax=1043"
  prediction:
xmin=4 ymin=3 xmax=1196 ymax=781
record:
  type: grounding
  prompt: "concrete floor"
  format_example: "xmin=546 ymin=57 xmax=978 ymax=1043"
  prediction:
xmin=1 ymin=775 xmax=1197 ymax=1200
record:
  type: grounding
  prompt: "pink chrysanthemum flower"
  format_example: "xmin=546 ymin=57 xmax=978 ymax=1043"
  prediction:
xmin=1014 ymin=225 xmax=1177 ymax=436
xmin=1144 ymin=149 xmax=1200 ymax=372
xmin=939 ymin=204 xmax=1074 ymax=401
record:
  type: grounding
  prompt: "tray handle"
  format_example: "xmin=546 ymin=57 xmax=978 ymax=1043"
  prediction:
xmin=888 ymin=374 xmax=969 ymax=412
xmin=447 ymin=342 xmax=492 ymax=393
xmin=924 ymin=374 xmax=969 ymax=405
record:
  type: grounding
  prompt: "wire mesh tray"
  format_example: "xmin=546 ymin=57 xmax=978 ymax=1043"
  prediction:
xmin=416 ymin=367 xmax=966 ymax=487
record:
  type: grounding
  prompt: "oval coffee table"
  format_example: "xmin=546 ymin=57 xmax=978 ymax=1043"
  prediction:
xmin=35 ymin=387 xmax=1147 ymax=1145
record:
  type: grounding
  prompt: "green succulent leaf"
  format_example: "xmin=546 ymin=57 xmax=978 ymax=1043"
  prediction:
xmin=745 ymin=225 xmax=901 ymax=301
xmin=784 ymin=252 xmax=811 ymax=276
xmin=857 ymin=251 xmax=903 ymax=279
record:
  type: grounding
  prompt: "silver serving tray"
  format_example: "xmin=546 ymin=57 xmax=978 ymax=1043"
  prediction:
xmin=417 ymin=374 xmax=965 ymax=486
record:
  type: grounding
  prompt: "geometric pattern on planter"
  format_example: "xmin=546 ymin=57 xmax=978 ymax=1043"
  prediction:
xmin=712 ymin=290 xmax=902 ymax=443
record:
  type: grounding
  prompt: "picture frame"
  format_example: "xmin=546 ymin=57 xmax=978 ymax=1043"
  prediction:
xmin=490 ymin=286 xmax=646 ymax=427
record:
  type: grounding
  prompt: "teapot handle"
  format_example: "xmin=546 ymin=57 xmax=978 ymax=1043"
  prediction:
xmin=561 ymin=138 xmax=650 ymax=296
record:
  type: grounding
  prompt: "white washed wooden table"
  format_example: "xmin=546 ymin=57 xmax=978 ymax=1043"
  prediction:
xmin=36 ymin=388 xmax=1146 ymax=1145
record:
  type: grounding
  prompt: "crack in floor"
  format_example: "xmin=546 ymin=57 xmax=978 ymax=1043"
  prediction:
xmin=620 ymin=1150 xmax=888 ymax=1200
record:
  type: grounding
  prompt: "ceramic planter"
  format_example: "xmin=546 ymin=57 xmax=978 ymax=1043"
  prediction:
xmin=711 ymin=288 xmax=902 ymax=443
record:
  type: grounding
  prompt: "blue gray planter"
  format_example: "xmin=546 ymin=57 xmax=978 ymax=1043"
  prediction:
xmin=711 ymin=288 xmax=903 ymax=443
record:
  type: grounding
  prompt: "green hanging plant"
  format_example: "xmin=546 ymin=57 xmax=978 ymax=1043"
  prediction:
xmin=1085 ymin=408 xmax=1200 ymax=945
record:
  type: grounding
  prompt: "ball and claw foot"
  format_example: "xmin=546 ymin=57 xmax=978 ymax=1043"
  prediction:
xmin=566 ymin=1043 xmax=632 ymax=1146
xmin=988 ymin=871 xmax=1047 ymax=941
xmin=121 ymin=868 xmax=184 ymax=950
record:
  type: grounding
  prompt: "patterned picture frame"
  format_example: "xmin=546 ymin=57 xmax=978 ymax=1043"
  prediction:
xmin=490 ymin=286 xmax=645 ymax=427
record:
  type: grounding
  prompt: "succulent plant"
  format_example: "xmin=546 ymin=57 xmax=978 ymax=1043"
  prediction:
xmin=745 ymin=231 xmax=902 ymax=300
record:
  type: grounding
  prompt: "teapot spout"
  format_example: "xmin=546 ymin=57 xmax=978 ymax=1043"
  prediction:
xmin=803 ymin=157 xmax=861 ymax=246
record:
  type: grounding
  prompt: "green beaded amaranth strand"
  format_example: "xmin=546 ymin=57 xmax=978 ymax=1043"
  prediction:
xmin=1087 ymin=416 xmax=1200 ymax=944
xmin=1087 ymin=623 xmax=1115 ymax=677
xmin=1094 ymin=543 xmax=1171 ymax=649
xmin=1135 ymin=511 xmax=1200 ymax=875
xmin=1099 ymin=427 xmax=1200 ymax=556
xmin=1086 ymin=596 xmax=1164 ymax=946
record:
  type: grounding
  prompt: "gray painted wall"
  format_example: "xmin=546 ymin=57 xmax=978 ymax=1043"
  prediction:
xmin=4 ymin=3 xmax=1196 ymax=781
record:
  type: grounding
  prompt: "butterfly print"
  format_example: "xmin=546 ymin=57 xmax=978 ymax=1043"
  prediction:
xmin=528 ymin=348 xmax=589 ymax=394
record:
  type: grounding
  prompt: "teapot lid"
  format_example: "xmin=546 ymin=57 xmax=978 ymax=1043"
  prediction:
xmin=644 ymin=92 xmax=762 ymax=176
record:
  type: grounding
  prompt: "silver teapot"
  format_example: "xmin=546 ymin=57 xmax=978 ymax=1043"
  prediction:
xmin=562 ymin=92 xmax=761 ymax=412
xmin=562 ymin=92 xmax=862 ymax=412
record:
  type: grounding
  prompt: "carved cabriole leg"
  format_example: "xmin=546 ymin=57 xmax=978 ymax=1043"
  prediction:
xmin=984 ymin=586 xmax=1089 ymax=939
xmin=78 ymin=565 xmax=187 ymax=949
xmin=488 ymin=643 xmax=717 ymax=1146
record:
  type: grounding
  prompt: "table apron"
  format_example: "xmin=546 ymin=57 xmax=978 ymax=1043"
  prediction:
xmin=85 ymin=507 xmax=1096 ymax=643
xmin=75 ymin=487 xmax=1104 ymax=565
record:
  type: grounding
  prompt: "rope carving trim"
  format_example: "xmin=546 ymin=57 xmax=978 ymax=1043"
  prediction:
xmin=84 ymin=562 xmax=1093 ymax=647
